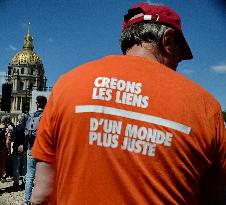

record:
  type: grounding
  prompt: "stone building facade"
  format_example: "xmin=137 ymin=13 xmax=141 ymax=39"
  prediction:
xmin=1 ymin=23 xmax=47 ymax=124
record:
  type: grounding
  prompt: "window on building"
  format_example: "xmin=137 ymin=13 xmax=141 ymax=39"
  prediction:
xmin=22 ymin=97 xmax=29 ymax=112
xmin=29 ymin=83 xmax=33 ymax=90
xmin=21 ymin=68 xmax=24 ymax=74
xmin=8 ymin=67 xmax=11 ymax=75
xmin=13 ymin=97 xmax=16 ymax=110
xmin=17 ymin=97 xmax=21 ymax=111
xmin=30 ymin=67 xmax=33 ymax=75
xmin=20 ymin=82 xmax=24 ymax=90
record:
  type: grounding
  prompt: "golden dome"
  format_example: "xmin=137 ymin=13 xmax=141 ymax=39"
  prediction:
xmin=11 ymin=50 xmax=42 ymax=65
xmin=11 ymin=22 xmax=42 ymax=66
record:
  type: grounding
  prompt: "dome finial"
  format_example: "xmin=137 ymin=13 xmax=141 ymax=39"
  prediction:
xmin=23 ymin=21 xmax=34 ymax=50
xmin=28 ymin=21 xmax=31 ymax=35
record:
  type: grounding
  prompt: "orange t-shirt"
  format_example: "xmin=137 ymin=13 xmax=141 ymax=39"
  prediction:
xmin=32 ymin=55 xmax=226 ymax=205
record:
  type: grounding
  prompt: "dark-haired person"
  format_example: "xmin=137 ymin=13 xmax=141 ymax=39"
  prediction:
xmin=23 ymin=96 xmax=47 ymax=205
xmin=31 ymin=3 xmax=225 ymax=205
xmin=12 ymin=113 xmax=27 ymax=191
xmin=0 ymin=119 xmax=8 ymax=179
xmin=0 ymin=115 xmax=14 ymax=183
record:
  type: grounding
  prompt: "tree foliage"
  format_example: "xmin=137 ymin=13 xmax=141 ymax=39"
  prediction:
xmin=223 ymin=110 xmax=226 ymax=122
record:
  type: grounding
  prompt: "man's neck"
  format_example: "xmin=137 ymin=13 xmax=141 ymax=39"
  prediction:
xmin=126 ymin=43 xmax=163 ymax=64
xmin=125 ymin=43 xmax=178 ymax=70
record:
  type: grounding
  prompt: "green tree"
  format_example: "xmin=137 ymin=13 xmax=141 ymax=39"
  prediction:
xmin=223 ymin=110 xmax=226 ymax=122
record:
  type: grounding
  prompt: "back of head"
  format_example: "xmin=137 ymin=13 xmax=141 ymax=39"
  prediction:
xmin=120 ymin=3 xmax=192 ymax=61
xmin=18 ymin=113 xmax=26 ymax=124
xmin=1 ymin=115 xmax=11 ymax=125
xmin=120 ymin=19 xmax=169 ymax=55
xmin=36 ymin=95 xmax=47 ymax=110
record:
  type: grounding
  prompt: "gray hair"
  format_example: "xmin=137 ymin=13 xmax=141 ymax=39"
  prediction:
xmin=120 ymin=22 xmax=170 ymax=54
xmin=18 ymin=113 xmax=26 ymax=123
xmin=1 ymin=115 xmax=11 ymax=124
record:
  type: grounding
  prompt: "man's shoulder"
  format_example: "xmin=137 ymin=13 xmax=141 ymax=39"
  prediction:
xmin=26 ymin=110 xmax=42 ymax=122
xmin=34 ymin=109 xmax=43 ymax=116
xmin=180 ymin=74 xmax=219 ymax=107
xmin=51 ymin=56 xmax=116 ymax=91
xmin=182 ymin=75 xmax=217 ymax=103
xmin=15 ymin=122 xmax=25 ymax=132
xmin=173 ymin=72 xmax=221 ymax=115
xmin=60 ymin=55 xmax=123 ymax=77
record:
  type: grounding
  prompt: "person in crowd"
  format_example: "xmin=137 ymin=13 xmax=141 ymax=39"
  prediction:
xmin=31 ymin=3 xmax=225 ymax=205
xmin=0 ymin=117 xmax=8 ymax=179
xmin=11 ymin=113 xmax=27 ymax=191
xmin=0 ymin=115 xmax=14 ymax=183
xmin=23 ymin=96 xmax=47 ymax=205
xmin=24 ymin=111 xmax=30 ymax=122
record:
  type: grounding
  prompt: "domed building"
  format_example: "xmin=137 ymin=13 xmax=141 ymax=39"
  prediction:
xmin=5 ymin=23 xmax=47 ymax=123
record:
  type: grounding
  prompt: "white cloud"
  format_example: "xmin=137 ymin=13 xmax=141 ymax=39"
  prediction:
xmin=0 ymin=71 xmax=6 ymax=94
xmin=181 ymin=69 xmax=194 ymax=75
xmin=211 ymin=63 xmax=226 ymax=74
xmin=5 ymin=44 xmax=17 ymax=52
xmin=0 ymin=71 xmax=6 ymax=82
xmin=9 ymin=45 xmax=17 ymax=51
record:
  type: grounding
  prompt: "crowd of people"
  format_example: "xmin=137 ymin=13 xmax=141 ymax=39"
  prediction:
xmin=0 ymin=95 xmax=47 ymax=205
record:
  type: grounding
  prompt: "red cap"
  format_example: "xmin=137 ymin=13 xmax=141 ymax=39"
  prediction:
xmin=123 ymin=3 xmax=193 ymax=60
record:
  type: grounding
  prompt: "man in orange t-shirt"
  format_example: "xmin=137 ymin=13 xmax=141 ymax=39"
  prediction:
xmin=30 ymin=3 xmax=225 ymax=205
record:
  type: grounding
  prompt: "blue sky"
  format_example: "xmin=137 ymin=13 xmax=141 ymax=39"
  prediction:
xmin=0 ymin=0 xmax=226 ymax=110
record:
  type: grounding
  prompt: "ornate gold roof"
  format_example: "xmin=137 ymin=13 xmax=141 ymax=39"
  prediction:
xmin=11 ymin=22 xmax=42 ymax=66
xmin=11 ymin=50 xmax=42 ymax=65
